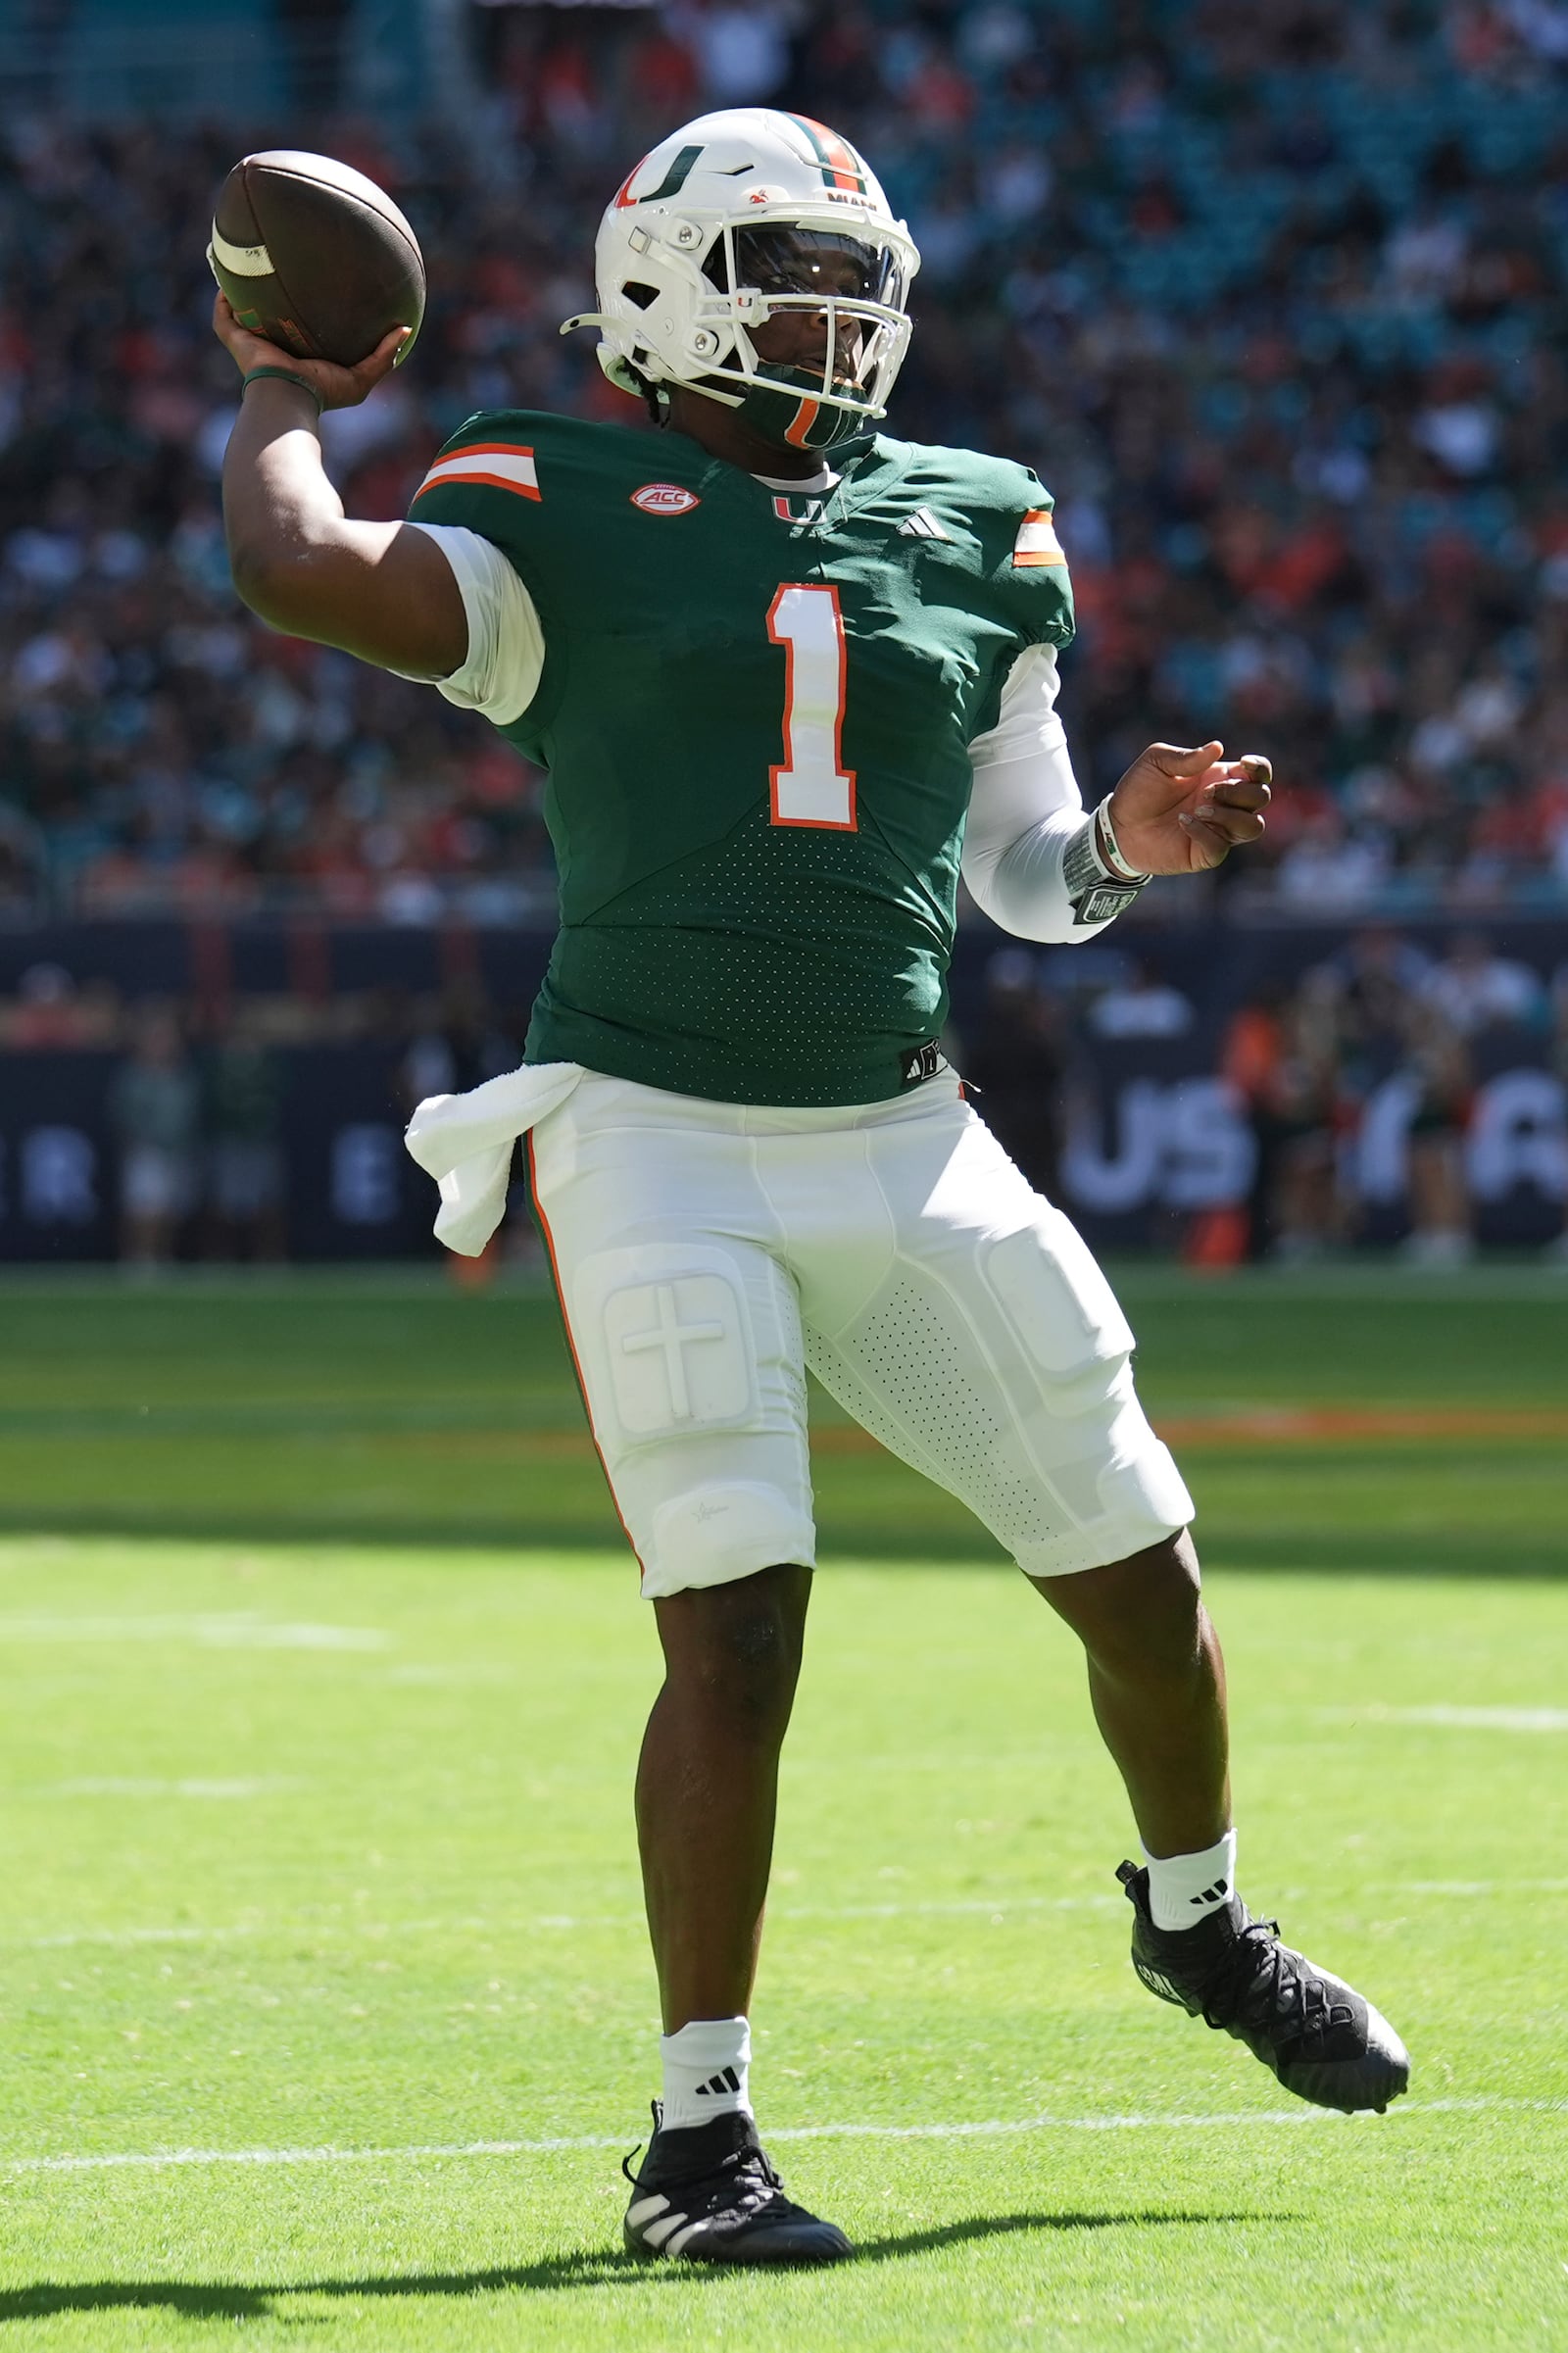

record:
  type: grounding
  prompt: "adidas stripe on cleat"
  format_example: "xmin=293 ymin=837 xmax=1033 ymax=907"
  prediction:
xmin=622 ymin=2103 xmax=852 ymax=2266
xmin=1117 ymin=1861 xmax=1411 ymax=2115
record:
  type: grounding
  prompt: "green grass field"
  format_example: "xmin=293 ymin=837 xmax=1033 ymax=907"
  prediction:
xmin=0 ymin=1267 xmax=1563 ymax=2349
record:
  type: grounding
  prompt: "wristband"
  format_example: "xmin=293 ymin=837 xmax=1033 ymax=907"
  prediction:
xmin=1093 ymin=794 xmax=1151 ymax=884
xmin=1062 ymin=809 xmax=1148 ymax=928
xmin=241 ymin=366 xmax=323 ymax=416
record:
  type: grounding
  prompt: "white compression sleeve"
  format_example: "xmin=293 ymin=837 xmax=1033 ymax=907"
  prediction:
xmin=391 ymin=521 xmax=544 ymax=725
xmin=961 ymin=643 xmax=1128 ymax=943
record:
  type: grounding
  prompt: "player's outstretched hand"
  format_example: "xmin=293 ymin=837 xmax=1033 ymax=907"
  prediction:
xmin=1106 ymin=741 xmax=1272 ymax=876
xmin=212 ymin=292 xmax=410 ymax=412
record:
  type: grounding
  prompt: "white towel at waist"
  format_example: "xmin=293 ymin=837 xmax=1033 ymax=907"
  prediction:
xmin=404 ymin=1060 xmax=584 ymax=1256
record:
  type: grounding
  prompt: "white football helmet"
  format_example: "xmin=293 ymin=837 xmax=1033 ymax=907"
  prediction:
xmin=562 ymin=108 xmax=920 ymax=452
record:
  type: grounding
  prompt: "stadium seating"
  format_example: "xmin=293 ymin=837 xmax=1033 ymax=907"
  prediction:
xmin=0 ymin=0 xmax=1564 ymax=925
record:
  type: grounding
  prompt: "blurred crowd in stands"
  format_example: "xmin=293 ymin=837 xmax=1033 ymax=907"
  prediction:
xmin=3 ymin=0 xmax=1568 ymax=920
xmin=4 ymin=923 xmax=1564 ymax=1262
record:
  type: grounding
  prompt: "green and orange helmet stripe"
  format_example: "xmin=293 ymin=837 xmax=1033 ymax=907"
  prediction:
xmin=783 ymin=114 xmax=871 ymax=195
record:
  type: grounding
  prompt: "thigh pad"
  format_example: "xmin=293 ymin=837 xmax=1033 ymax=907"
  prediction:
xmin=569 ymin=1244 xmax=762 ymax=1445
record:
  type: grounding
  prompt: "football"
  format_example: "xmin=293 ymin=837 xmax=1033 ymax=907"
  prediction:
xmin=208 ymin=149 xmax=425 ymax=368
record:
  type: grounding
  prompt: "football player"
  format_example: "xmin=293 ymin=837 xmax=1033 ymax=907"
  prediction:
xmin=216 ymin=106 xmax=1409 ymax=2267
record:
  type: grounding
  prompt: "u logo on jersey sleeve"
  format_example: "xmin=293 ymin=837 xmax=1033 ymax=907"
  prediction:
xmin=414 ymin=444 xmax=541 ymax=502
xmin=1012 ymin=509 xmax=1065 ymax=567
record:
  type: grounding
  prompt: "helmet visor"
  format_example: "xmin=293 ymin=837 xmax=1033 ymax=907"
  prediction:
xmin=716 ymin=226 xmax=907 ymax=311
xmin=702 ymin=221 xmax=912 ymax=416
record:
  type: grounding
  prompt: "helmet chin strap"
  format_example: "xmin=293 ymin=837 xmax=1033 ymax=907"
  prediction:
xmin=666 ymin=366 xmax=875 ymax=451
xmin=562 ymin=320 xmax=879 ymax=450
xmin=735 ymin=364 xmax=875 ymax=450
xmin=671 ymin=375 xmax=747 ymax=412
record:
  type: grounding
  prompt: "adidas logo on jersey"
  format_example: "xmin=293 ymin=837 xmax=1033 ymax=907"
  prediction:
xmin=898 ymin=507 xmax=951 ymax=541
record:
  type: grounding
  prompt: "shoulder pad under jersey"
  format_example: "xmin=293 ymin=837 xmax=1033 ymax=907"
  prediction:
xmin=407 ymin=408 xmax=665 ymax=599
xmin=897 ymin=441 xmax=1075 ymax=652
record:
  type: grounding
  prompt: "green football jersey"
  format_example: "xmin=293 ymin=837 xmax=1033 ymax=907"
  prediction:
xmin=410 ymin=410 xmax=1074 ymax=1106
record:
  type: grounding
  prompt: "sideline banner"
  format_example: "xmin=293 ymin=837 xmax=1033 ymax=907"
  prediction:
xmin=0 ymin=1053 xmax=119 ymax=1260
xmin=1057 ymin=1037 xmax=1566 ymax=1250
xmin=0 ymin=1048 xmax=436 ymax=1262
xmin=1 ymin=1041 xmax=1562 ymax=1258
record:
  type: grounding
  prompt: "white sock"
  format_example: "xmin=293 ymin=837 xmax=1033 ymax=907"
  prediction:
xmin=1143 ymin=1829 xmax=1238 ymax=1932
xmin=660 ymin=2016 xmax=752 ymax=2132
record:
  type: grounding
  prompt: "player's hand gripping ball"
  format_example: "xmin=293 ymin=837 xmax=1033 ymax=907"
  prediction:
xmin=208 ymin=150 xmax=425 ymax=371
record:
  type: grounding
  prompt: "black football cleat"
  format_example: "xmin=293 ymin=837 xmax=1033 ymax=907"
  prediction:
xmin=621 ymin=2103 xmax=853 ymax=2266
xmin=1117 ymin=1861 xmax=1410 ymax=2114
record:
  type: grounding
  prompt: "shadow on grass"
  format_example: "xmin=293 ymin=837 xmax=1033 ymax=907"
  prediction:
xmin=1197 ymin=1530 xmax=1568 ymax=1579
xmin=0 ymin=2209 xmax=1282 ymax=2317
xmin=0 ymin=1506 xmax=1009 ymax=1564
xmin=0 ymin=1505 xmax=1562 ymax=1577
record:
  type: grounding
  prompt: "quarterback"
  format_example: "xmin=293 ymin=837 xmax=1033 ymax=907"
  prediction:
xmin=217 ymin=108 xmax=1408 ymax=2265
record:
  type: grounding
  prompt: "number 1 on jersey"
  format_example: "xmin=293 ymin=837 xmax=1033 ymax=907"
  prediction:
xmin=767 ymin=584 xmax=858 ymax=831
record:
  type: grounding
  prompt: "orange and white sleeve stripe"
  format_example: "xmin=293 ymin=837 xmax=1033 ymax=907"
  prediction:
xmin=1012 ymin=509 xmax=1065 ymax=568
xmin=413 ymin=442 xmax=541 ymax=502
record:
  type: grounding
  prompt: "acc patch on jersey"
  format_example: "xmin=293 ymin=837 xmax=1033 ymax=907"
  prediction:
xmin=630 ymin=481 xmax=701 ymax=515
xmin=1012 ymin=509 xmax=1065 ymax=567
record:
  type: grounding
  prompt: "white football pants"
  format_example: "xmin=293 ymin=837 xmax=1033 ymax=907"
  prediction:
xmin=527 ymin=1069 xmax=1194 ymax=1599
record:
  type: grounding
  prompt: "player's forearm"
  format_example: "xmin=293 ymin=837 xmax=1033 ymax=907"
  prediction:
xmin=964 ymin=806 xmax=1119 ymax=943
xmin=220 ymin=381 xmax=456 ymax=670
xmin=222 ymin=381 xmax=346 ymax=605
xmin=964 ymin=727 xmax=1137 ymax=943
xmin=221 ymin=380 xmax=415 ymax=655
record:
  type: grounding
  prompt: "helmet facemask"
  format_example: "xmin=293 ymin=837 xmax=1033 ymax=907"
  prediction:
xmin=690 ymin=222 xmax=912 ymax=451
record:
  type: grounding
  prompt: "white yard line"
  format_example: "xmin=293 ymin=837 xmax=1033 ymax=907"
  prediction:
xmin=39 ymin=1780 xmax=301 ymax=1801
xmin=7 ymin=1895 xmax=1120 ymax=1950
xmin=1324 ymin=1705 xmax=1568 ymax=1734
xmin=22 ymin=1926 xmax=257 ymax=1949
xmin=1403 ymin=1878 xmax=1568 ymax=1894
xmin=0 ymin=1615 xmax=388 ymax=1651
xmin=15 ymin=1878 xmax=1568 ymax=1953
xmin=6 ymin=2095 xmax=1563 ymax=2178
xmin=782 ymin=1895 xmax=1121 ymax=1921
xmin=1384 ymin=1707 xmax=1568 ymax=1733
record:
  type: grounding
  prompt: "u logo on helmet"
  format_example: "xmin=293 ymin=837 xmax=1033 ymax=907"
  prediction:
xmin=631 ymin=482 xmax=701 ymax=515
xmin=613 ymin=144 xmax=705 ymax=209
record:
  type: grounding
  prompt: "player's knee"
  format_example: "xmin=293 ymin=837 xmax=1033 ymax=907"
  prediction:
xmin=1046 ymin=1531 xmax=1205 ymax=1680
xmin=1111 ymin=1536 xmax=1207 ymax=1682
xmin=663 ymin=1568 xmax=808 ymax=1740
xmin=642 ymin=1481 xmax=815 ymax=1736
xmin=712 ymin=1589 xmax=805 ymax=1732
